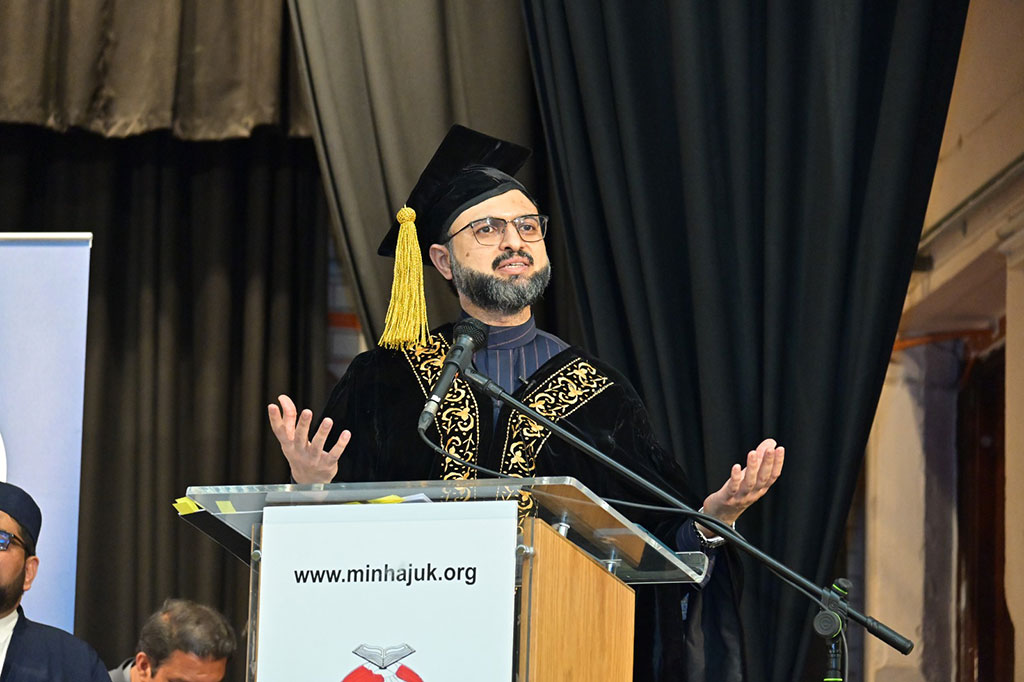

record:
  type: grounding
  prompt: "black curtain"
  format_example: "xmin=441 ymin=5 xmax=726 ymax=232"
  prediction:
xmin=522 ymin=1 xmax=967 ymax=680
xmin=0 ymin=123 xmax=328 ymax=680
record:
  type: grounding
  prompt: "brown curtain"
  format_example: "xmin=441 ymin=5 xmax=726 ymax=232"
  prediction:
xmin=0 ymin=123 xmax=328 ymax=679
xmin=0 ymin=0 xmax=310 ymax=139
xmin=287 ymin=0 xmax=581 ymax=344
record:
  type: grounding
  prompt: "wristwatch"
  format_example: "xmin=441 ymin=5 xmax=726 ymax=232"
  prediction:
xmin=694 ymin=507 xmax=732 ymax=549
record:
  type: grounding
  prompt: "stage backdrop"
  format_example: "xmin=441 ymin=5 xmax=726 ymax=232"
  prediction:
xmin=0 ymin=233 xmax=91 ymax=633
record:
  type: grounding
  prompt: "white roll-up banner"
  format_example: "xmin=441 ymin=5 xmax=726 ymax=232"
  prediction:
xmin=0 ymin=233 xmax=92 ymax=633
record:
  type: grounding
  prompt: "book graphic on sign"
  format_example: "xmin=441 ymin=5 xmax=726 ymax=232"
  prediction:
xmin=342 ymin=643 xmax=423 ymax=681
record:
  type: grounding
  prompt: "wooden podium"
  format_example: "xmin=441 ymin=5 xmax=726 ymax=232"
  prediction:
xmin=179 ymin=477 xmax=707 ymax=681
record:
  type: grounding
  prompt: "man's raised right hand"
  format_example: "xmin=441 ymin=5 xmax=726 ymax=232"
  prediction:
xmin=267 ymin=394 xmax=351 ymax=484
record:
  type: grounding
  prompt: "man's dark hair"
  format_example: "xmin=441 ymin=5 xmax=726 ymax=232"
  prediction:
xmin=137 ymin=598 xmax=236 ymax=671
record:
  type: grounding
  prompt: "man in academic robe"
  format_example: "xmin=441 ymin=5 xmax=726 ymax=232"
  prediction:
xmin=0 ymin=481 xmax=109 ymax=682
xmin=268 ymin=125 xmax=784 ymax=681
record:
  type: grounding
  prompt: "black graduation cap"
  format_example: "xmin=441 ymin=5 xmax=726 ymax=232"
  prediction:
xmin=376 ymin=125 xmax=534 ymax=349
xmin=378 ymin=124 xmax=533 ymax=261
xmin=0 ymin=481 xmax=42 ymax=550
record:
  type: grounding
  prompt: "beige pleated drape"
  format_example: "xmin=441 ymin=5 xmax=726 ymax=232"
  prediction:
xmin=0 ymin=0 xmax=310 ymax=139
xmin=288 ymin=0 xmax=549 ymax=342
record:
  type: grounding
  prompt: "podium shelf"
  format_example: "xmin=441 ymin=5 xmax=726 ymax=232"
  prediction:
xmin=183 ymin=476 xmax=707 ymax=584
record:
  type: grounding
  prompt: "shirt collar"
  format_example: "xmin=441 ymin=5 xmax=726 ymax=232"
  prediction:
xmin=458 ymin=313 xmax=538 ymax=350
xmin=486 ymin=316 xmax=537 ymax=350
xmin=0 ymin=607 xmax=18 ymax=633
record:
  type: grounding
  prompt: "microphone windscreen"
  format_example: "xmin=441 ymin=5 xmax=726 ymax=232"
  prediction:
xmin=453 ymin=317 xmax=488 ymax=350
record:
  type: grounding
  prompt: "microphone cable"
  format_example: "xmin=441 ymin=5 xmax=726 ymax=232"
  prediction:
xmin=416 ymin=426 xmax=509 ymax=480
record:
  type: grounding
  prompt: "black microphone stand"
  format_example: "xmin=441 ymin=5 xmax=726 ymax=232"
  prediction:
xmin=459 ymin=364 xmax=914 ymax=659
xmin=812 ymin=578 xmax=852 ymax=681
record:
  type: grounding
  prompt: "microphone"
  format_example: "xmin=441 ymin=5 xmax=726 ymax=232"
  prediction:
xmin=416 ymin=318 xmax=488 ymax=433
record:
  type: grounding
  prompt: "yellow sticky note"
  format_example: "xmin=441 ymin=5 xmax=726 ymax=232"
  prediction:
xmin=343 ymin=494 xmax=406 ymax=505
xmin=173 ymin=497 xmax=201 ymax=515
xmin=215 ymin=500 xmax=237 ymax=514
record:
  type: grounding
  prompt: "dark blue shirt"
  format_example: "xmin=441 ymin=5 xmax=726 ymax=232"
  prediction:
xmin=471 ymin=316 xmax=569 ymax=425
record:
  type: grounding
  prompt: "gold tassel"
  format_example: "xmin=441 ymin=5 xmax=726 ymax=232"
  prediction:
xmin=378 ymin=206 xmax=430 ymax=349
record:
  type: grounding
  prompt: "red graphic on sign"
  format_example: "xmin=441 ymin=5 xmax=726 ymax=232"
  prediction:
xmin=340 ymin=664 xmax=422 ymax=682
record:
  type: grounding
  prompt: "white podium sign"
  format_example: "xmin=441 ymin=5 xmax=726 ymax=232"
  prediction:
xmin=256 ymin=500 xmax=517 ymax=681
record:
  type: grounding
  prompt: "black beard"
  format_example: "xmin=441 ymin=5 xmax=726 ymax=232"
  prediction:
xmin=449 ymin=249 xmax=551 ymax=315
xmin=0 ymin=561 xmax=25 ymax=615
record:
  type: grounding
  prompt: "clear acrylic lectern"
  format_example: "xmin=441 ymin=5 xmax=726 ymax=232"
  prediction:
xmin=180 ymin=477 xmax=707 ymax=681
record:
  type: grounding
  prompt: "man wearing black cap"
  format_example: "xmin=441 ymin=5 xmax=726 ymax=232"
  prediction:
xmin=0 ymin=481 xmax=109 ymax=681
xmin=268 ymin=125 xmax=783 ymax=681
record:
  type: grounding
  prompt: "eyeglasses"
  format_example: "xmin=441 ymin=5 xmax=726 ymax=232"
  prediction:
xmin=0 ymin=530 xmax=25 ymax=552
xmin=445 ymin=214 xmax=549 ymax=246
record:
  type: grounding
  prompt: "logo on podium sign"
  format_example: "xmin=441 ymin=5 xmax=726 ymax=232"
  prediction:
xmin=342 ymin=643 xmax=423 ymax=681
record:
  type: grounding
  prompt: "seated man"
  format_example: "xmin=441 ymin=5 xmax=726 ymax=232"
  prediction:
xmin=269 ymin=125 xmax=784 ymax=680
xmin=108 ymin=598 xmax=235 ymax=682
xmin=0 ymin=481 xmax=109 ymax=681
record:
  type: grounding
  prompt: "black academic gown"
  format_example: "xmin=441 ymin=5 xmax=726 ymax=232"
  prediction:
xmin=0 ymin=607 xmax=109 ymax=682
xmin=320 ymin=323 xmax=747 ymax=682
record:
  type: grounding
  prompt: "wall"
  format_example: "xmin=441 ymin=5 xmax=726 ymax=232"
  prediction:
xmin=867 ymin=0 xmax=1024 ymax=678
xmin=923 ymin=0 xmax=1024 ymax=232
xmin=864 ymin=346 xmax=959 ymax=682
